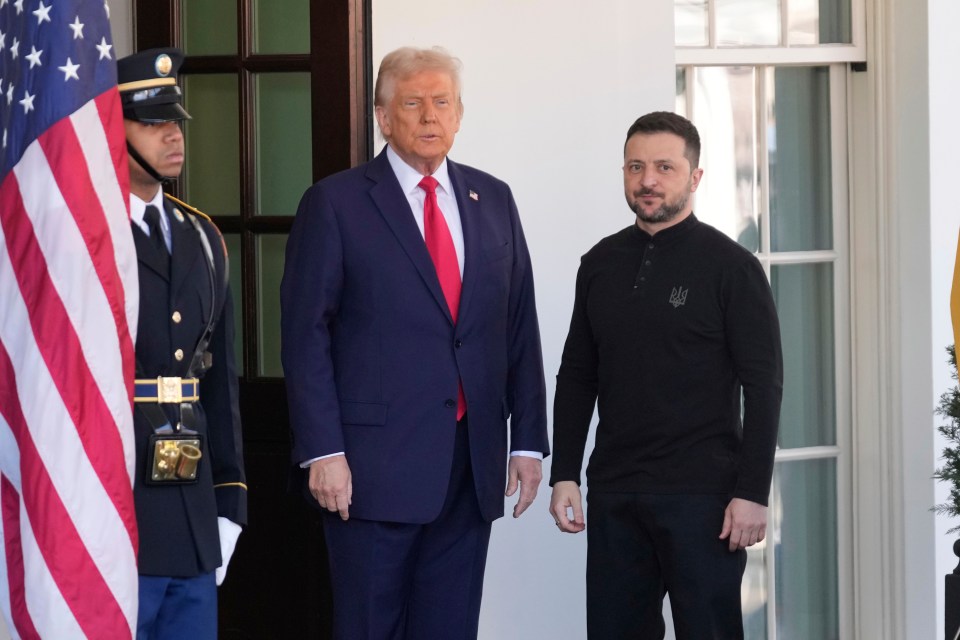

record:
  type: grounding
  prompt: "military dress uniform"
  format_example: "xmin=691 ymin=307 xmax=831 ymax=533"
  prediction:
xmin=130 ymin=194 xmax=246 ymax=577
xmin=119 ymin=48 xmax=246 ymax=640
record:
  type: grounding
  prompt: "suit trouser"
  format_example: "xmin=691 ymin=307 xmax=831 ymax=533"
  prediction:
xmin=586 ymin=492 xmax=747 ymax=640
xmin=322 ymin=418 xmax=492 ymax=640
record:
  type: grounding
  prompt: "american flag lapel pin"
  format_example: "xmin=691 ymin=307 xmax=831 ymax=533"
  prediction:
xmin=469 ymin=190 xmax=479 ymax=201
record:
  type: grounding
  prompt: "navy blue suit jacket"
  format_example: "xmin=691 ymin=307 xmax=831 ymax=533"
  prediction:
xmin=281 ymin=150 xmax=549 ymax=524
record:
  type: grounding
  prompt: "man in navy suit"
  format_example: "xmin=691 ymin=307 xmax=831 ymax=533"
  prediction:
xmin=119 ymin=48 xmax=246 ymax=640
xmin=281 ymin=46 xmax=549 ymax=639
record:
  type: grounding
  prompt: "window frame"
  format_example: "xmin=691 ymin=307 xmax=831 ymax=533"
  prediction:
xmin=676 ymin=0 xmax=866 ymax=65
xmin=676 ymin=61 xmax=853 ymax=639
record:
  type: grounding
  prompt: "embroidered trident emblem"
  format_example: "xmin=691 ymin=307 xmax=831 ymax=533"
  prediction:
xmin=669 ymin=286 xmax=688 ymax=308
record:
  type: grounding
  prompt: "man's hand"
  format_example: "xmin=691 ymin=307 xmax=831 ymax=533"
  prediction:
xmin=506 ymin=456 xmax=542 ymax=518
xmin=309 ymin=455 xmax=352 ymax=521
xmin=549 ymin=481 xmax=585 ymax=533
xmin=719 ymin=497 xmax=767 ymax=551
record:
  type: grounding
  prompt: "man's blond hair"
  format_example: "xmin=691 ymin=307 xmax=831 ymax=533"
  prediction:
xmin=374 ymin=46 xmax=463 ymax=109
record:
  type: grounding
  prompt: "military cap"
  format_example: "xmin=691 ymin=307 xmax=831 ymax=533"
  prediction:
xmin=117 ymin=48 xmax=191 ymax=123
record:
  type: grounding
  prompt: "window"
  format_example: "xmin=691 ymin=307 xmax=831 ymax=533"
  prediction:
xmin=676 ymin=61 xmax=851 ymax=640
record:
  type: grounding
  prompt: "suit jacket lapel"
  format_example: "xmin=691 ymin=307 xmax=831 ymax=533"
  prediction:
xmin=448 ymin=159 xmax=480 ymax=324
xmin=132 ymin=222 xmax=170 ymax=281
xmin=367 ymin=151 xmax=454 ymax=324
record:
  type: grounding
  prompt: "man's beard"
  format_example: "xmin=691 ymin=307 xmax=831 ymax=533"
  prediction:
xmin=629 ymin=188 xmax=690 ymax=224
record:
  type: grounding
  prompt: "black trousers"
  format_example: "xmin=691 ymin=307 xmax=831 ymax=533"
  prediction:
xmin=586 ymin=492 xmax=747 ymax=640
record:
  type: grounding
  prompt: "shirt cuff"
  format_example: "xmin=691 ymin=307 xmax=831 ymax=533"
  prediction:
xmin=299 ymin=452 xmax=345 ymax=468
xmin=510 ymin=450 xmax=543 ymax=460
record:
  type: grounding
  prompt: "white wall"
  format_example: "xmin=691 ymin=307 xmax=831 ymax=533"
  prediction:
xmin=930 ymin=0 xmax=960 ymax=631
xmin=848 ymin=0 xmax=937 ymax=635
xmin=372 ymin=2 xmax=675 ymax=638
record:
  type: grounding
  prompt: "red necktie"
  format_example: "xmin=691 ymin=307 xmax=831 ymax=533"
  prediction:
xmin=419 ymin=176 xmax=466 ymax=420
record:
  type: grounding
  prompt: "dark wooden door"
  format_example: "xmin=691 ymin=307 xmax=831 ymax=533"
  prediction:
xmin=133 ymin=2 xmax=371 ymax=636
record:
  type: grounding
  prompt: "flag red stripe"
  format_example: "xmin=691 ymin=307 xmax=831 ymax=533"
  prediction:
xmin=0 ymin=177 xmax=137 ymax=547
xmin=0 ymin=344 xmax=130 ymax=639
xmin=1 ymin=476 xmax=41 ymax=640
xmin=40 ymin=97 xmax=135 ymax=409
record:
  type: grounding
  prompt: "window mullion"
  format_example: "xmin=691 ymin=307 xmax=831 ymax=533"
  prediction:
xmin=708 ymin=0 xmax=717 ymax=48
xmin=759 ymin=66 xmax=772 ymax=261
xmin=780 ymin=0 xmax=790 ymax=46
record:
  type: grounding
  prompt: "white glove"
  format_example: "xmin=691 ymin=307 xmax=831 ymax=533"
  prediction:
xmin=215 ymin=517 xmax=242 ymax=586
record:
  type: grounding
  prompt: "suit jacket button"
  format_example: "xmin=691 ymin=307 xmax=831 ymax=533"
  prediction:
xmin=455 ymin=339 xmax=463 ymax=348
xmin=172 ymin=311 xmax=182 ymax=323
xmin=445 ymin=399 xmax=456 ymax=408
xmin=174 ymin=348 xmax=184 ymax=361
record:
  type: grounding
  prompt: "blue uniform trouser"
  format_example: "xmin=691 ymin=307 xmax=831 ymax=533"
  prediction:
xmin=137 ymin=572 xmax=217 ymax=640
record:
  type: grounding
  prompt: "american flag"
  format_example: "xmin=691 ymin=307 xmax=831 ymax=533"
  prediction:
xmin=0 ymin=0 xmax=139 ymax=638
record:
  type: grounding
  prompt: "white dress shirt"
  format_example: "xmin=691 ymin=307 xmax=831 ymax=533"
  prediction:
xmin=130 ymin=189 xmax=172 ymax=253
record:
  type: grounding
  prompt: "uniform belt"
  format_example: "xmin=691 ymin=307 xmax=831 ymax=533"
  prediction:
xmin=134 ymin=377 xmax=200 ymax=403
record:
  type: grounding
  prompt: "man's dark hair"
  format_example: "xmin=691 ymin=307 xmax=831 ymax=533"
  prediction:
xmin=624 ymin=111 xmax=701 ymax=169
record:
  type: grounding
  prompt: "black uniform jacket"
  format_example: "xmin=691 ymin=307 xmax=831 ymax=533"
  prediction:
xmin=131 ymin=195 xmax=246 ymax=577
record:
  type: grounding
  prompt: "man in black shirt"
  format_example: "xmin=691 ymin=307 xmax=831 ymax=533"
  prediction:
xmin=549 ymin=112 xmax=783 ymax=639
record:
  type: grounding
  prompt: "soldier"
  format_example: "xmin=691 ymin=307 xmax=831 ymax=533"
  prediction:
xmin=119 ymin=48 xmax=246 ymax=640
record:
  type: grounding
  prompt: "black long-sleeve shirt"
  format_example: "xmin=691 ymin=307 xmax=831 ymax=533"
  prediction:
xmin=550 ymin=214 xmax=783 ymax=505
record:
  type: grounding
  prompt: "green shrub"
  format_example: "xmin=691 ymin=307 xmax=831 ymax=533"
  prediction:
xmin=934 ymin=346 xmax=960 ymax=533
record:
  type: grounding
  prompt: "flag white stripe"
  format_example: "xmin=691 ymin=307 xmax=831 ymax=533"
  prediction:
xmin=0 ymin=221 xmax=137 ymax=626
xmin=19 ymin=500 xmax=87 ymax=640
xmin=0 ymin=414 xmax=19 ymax=492
xmin=12 ymin=140 xmax=132 ymax=472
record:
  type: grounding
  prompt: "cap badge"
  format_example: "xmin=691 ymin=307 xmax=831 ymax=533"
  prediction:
xmin=154 ymin=54 xmax=173 ymax=77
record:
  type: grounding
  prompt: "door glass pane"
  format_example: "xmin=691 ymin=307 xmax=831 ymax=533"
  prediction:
xmin=716 ymin=0 xmax=780 ymax=46
xmin=790 ymin=0 xmax=853 ymax=44
xmin=675 ymin=69 xmax=689 ymax=117
xmin=771 ymin=263 xmax=835 ymax=448
xmin=818 ymin=0 xmax=853 ymax=44
xmin=788 ymin=0 xmax=819 ymax=45
xmin=768 ymin=67 xmax=832 ymax=251
xmin=257 ymin=234 xmax=287 ymax=377
xmin=772 ymin=459 xmax=840 ymax=639
xmin=689 ymin=67 xmax=760 ymax=252
xmin=675 ymin=0 xmax=709 ymax=47
xmin=183 ymin=74 xmax=241 ymax=216
xmin=253 ymin=0 xmax=310 ymax=54
xmin=255 ymin=73 xmax=312 ymax=216
xmin=742 ymin=541 xmax=769 ymax=639
xmin=224 ymin=233 xmax=243 ymax=376
xmin=183 ymin=0 xmax=237 ymax=55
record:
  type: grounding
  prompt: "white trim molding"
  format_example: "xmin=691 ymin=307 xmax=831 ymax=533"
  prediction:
xmin=848 ymin=0 xmax=935 ymax=637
